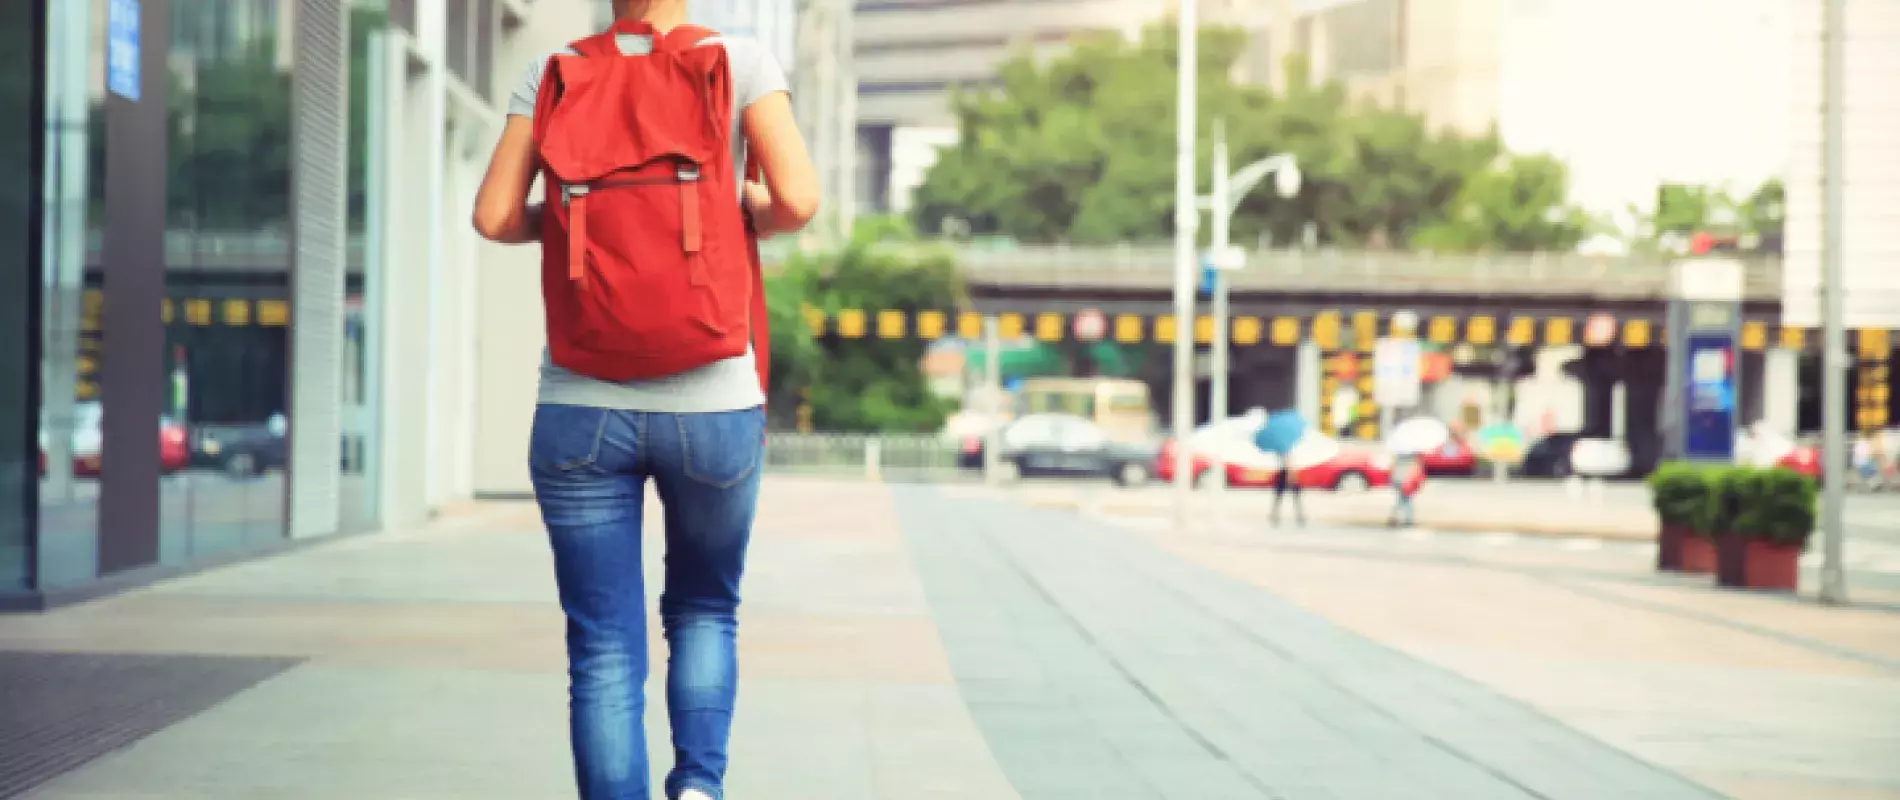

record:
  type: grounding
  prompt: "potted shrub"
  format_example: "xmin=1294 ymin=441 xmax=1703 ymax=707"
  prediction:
xmin=1675 ymin=466 xmax=1720 ymax=574
xmin=1710 ymin=467 xmax=1754 ymax=586
xmin=1722 ymin=467 xmax=1817 ymax=591
xmin=1646 ymin=462 xmax=1705 ymax=571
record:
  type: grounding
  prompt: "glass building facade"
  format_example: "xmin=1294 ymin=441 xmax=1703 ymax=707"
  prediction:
xmin=4 ymin=0 xmax=366 ymax=608
xmin=6 ymin=0 xmax=584 ymax=608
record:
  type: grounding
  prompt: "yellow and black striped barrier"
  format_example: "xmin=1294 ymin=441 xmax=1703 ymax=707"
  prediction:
xmin=792 ymin=304 xmax=1837 ymax=354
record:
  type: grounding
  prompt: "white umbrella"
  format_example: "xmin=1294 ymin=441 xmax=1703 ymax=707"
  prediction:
xmin=1387 ymin=417 xmax=1450 ymax=456
xmin=1284 ymin=433 xmax=1341 ymax=471
xmin=1570 ymin=438 xmax=1631 ymax=477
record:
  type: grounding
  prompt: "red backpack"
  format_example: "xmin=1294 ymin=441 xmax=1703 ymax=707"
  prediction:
xmin=531 ymin=20 xmax=769 ymax=392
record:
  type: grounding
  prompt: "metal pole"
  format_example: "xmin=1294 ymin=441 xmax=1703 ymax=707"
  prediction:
xmin=984 ymin=316 xmax=1003 ymax=486
xmin=1819 ymin=0 xmax=1848 ymax=604
xmin=1170 ymin=4 xmax=1200 ymax=530
xmin=1209 ymin=119 xmax=1231 ymax=497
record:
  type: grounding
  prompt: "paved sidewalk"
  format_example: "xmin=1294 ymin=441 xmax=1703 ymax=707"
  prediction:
xmin=1106 ymin=512 xmax=1900 ymax=799
xmin=0 ymin=479 xmax=1016 ymax=800
xmin=4 ymin=477 xmax=1896 ymax=798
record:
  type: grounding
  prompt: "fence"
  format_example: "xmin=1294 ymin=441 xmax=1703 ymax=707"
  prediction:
xmin=764 ymin=432 xmax=969 ymax=482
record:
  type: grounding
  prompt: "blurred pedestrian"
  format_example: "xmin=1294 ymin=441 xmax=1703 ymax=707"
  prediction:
xmin=1388 ymin=455 xmax=1425 ymax=528
xmin=473 ymin=1 xmax=819 ymax=797
xmin=1271 ymin=466 xmax=1305 ymax=526
xmin=1853 ymin=434 xmax=1880 ymax=490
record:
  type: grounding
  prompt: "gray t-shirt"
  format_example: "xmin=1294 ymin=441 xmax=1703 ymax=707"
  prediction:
xmin=509 ymin=34 xmax=787 ymax=413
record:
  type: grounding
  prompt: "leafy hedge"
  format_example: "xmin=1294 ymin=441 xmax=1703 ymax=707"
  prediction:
xmin=1645 ymin=463 xmax=1712 ymax=530
xmin=1647 ymin=462 xmax=1817 ymax=546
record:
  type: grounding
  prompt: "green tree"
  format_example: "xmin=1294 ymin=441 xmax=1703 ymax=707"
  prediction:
xmin=168 ymin=42 xmax=292 ymax=229
xmin=911 ymin=23 xmax=1511 ymax=249
xmin=766 ymin=243 xmax=964 ymax=432
xmin=1412 ymin=154 xmax=1589 ymax=252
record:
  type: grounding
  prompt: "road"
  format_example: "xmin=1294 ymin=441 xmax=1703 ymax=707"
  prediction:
xmin=1 ymin=478 xmax=1896 ymax=800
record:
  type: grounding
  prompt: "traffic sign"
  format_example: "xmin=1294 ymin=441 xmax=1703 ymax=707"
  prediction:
xmin=1584 ymin=313 xmax=1617 ymax=347
xmin=1073 ymin=308 xmax=1106 ymax=342
xmin=1373 ymin=338 xmax=1421 ymax=407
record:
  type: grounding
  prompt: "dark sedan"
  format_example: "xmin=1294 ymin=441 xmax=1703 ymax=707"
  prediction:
xmin=959 ymin=414 xmax=1157 ymax=487
xmin=1517 ymin=433 xmax=1581 ymax=478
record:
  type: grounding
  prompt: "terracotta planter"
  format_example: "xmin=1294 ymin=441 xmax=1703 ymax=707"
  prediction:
xmin=1740 ymin=539 xmax=1803 ymax=592
xmin=1678 ymin=534 xmax=1718 ymax=574
xmin=1656 ymin=523 xmax=1689 ymax=571
xmin=1715 ymin=533 xmax=1749 ymax=588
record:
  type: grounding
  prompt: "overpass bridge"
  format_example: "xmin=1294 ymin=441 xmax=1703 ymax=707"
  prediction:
xmin=78 ymin=233 xmax=1887 ymax=451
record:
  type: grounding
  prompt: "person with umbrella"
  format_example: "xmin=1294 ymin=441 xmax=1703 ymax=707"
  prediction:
xmin=1254 ymin=410 xmax=1309 ymax=527
xmin=1385 ymin=415 xmax=1448 ymax=529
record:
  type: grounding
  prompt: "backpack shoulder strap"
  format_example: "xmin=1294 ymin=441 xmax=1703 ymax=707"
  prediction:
xmin=568 ymin=30 xmax=620 ymax=59
xmin=745 ymin=151 xmax=771 ymax=398
xmin=667 ymin=24 xmax=720 ymax=52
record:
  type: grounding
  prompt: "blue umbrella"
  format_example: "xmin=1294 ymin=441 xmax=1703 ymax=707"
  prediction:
xmin=1252 ymin=410 xmax=1307 ymax=455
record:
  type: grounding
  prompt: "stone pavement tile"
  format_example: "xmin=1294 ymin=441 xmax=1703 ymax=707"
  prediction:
xmin=21 ymin=665 xmax=576 ymax=800
xmin=1575 ymin=578 xmax=1900 ymax=667
xmin=1159 ymin=533 xmax=1887 ymax=677
xmin=1122 ymin=516 xmax=1900 ymax=798
xmin=1699 ymin=775 xmax=1900 ymax=800
xmin=894 ymin=487 xmax=1716 ymax=799
xmin=11 ymin=480 xmax=1021 ymax=800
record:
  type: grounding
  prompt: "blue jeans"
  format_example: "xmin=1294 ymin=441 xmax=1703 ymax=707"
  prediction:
xmin=529 ymin=404 xmax=764 ymax=800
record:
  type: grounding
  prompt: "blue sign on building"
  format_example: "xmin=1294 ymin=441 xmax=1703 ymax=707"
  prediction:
xmin=108 ymin=0 xmax=140 ymax=101
xmin=1682 ymin=333 xmax=1736 ymax=461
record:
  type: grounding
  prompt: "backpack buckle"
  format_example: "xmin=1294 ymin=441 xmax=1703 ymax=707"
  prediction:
xmin=562 ymin=184 xmax=590 ymax=207
xmin=676 ymin=165 xmax=700 ymax=183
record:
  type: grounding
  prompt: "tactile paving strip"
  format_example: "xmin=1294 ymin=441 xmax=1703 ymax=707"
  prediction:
xmin=0 ymin=650 xmax=301 ymax=799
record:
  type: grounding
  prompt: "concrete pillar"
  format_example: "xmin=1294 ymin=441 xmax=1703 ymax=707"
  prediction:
xmin=1296 ymin=339 xmax=1321 ymax=424
xmin=374 ymin=40 xmax=440 ymax=530
xmin=1764 ymin=348 xmax=1799 ymax=435
xmin=287 ymin=0 xmax=350 ymax=540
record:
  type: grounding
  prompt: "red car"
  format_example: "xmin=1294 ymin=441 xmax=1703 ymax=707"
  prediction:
xmin=38 ymin=406 xmax=192 ymax=476
xmin=1155 ymin=439 xmax=1393 ymax=491
xmin=1417 ymin=438 xmax=1478 ymax=476
xmin=1777 ymin=445 xmax=1821 ymax=480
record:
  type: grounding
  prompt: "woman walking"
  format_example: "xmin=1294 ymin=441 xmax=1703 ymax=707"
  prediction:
xmin=472 ymin=1 xmax=819 ymax=797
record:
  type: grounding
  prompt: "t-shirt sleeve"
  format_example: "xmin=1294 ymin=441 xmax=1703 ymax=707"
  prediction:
xmin=509 ymin=50 xmax=573 ymax=119
xmin=729 ymin=37 xmax=790 ymax=109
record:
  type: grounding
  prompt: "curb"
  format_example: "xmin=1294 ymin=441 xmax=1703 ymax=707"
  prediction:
xmin=1081 ymin=503 xmax=1656 ymax=543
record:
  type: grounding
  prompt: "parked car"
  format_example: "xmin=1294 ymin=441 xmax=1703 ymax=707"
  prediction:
xmin=1517 ymin=432 xmax=1583 ymax=478
xmin=37 ymin=402 xmax=190 ymax=476
xmin=1153 ymin=419 xmax=1394 ymax=491
xmin=958 ymin=413 xmax=1157 ymax=487
xmin=191 ymin=421 xmax=287 ymax=477
xmin=1417 ymin=438 xmax=1478 ymax=476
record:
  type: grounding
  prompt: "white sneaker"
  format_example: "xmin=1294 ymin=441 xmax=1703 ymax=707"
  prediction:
xmin=678 ymin=791 xmax=715 ymax=800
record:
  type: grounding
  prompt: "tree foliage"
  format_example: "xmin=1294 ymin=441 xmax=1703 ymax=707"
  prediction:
xmin=1412 ymin=154 xmax=1589 ymax=252
xmin=912 ymin=23 xmax=1586 ymax=251
xmin=766 ymin=239 xmax=964 ymax=433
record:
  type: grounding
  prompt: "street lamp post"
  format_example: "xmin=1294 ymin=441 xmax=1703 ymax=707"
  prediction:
xmin=1205 ymin=120 xmax=1301 ymax=500
xmin=1169 ymin=1 xmax=1199 ymax=531
xmin=1819 ymin=0 xmax=1848 ymax=604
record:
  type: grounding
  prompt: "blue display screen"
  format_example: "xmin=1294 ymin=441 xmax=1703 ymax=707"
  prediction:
xmin=1683 ymin=333 xmax=1736 ymax=461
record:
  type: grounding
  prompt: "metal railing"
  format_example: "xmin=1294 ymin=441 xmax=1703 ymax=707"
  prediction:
xmin=764 ymin=432 xmax=968 ymax=481
xmin=84 ymin=230 xmax=1786 ymax=301
xmin=763 ymin=241 xmax=1786 ymax=300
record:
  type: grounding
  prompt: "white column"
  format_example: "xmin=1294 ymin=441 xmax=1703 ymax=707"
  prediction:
xmin=1296 ymin=339 xmax=1322 ymax=424
xmin=1764 ymin=347 xmax=1800 ymax=435
xmin=40 ymin=0 xmax=92 ymax=504
xmin=374 ymin=40 xmax=441 ymax=529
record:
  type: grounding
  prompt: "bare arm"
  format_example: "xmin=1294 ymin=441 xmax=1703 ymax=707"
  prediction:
xmin=741 ymin=91 xmax=820 ymax=236
xmin=472 ymin=116 xmax=542 ymax=244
